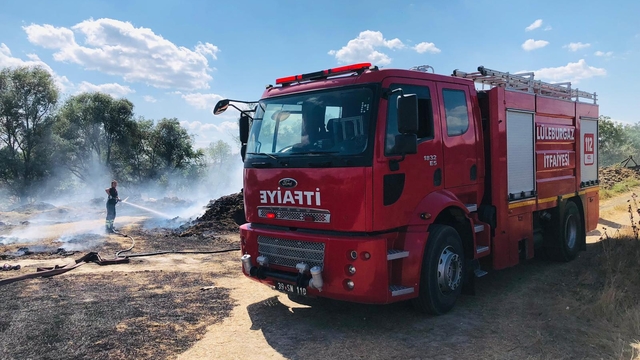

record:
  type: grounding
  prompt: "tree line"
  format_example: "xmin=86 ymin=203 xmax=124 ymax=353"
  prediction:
xmin=0 ymin=66 xmax=237 ymax=204
xmin=598 ymin=116 xmax=640 ymax=167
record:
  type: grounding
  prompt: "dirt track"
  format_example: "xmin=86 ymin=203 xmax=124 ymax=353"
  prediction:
xmin=1 ymin=192 xmax=639 ymax=359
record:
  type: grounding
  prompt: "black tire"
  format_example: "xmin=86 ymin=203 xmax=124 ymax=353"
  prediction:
xmin=412 ymin=224 xmax=465 ymax=315
xmin=546 ymin=201 xmax=582 ymax=262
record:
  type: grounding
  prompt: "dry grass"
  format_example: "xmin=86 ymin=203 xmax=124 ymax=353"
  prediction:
xmin=567 ymin=208 xmax=640 ymax=360
xmin=589 ymin=236 xmax=640 ymax=359
xmin=601 ymin=179 xmax=640 ymax=200
xmin=0 ymin=271 xmax=235 ymax=360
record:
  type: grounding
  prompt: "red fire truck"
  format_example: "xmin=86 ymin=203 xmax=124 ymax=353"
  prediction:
xmin=213 ymin=63 xmax=600 ymax=314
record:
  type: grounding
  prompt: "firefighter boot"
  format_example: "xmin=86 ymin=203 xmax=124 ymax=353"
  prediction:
xmin=105 ymin=220 xmax=114 ymax=234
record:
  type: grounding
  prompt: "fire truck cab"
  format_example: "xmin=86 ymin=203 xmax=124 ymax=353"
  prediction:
xmin=213 ymin=63 xmax=599 ymax=314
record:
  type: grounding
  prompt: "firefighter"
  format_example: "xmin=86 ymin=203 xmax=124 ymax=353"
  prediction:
xmin=296 ymin=102 xmax=327 ymax=148
xmin=105 ymin=180 xmax=120 ymax=233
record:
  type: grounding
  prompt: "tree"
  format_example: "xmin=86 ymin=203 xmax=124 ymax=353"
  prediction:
xmin=54 ymin=92 xmax=134 ymax=183
xmin=206 ymin=140 xmax=232 ymax=165
xmin=0 ymin=66 xmax=58 ymax=202
xmin=110 ymin=116 xmax=154 ymax=184
xmin=598 ymin=115 xmax=634 ymax=166
xmin=150 ymin=118 xmax=202 ymax=171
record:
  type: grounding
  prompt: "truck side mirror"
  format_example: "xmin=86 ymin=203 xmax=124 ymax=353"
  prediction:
xmin=240 ymin=144 xmax=247 ymax=162
xmin=397 ymin=94 xmax=419 ymax=134
xmin=213 ymin=99 xmax=230 ymax=115
xmin=239 ymin=114 xmax=250 ymax=144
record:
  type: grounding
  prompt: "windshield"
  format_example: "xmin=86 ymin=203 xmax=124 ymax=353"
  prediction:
xmin=247 ymin=87 xmax=374 ymax=157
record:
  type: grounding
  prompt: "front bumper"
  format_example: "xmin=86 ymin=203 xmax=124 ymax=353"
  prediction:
xmin=239 ymin=223 xmax=399 ymax=304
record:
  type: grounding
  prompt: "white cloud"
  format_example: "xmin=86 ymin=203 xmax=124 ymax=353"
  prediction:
xmin=179 ymin=119 xmax=238 ymax=149
xmin=194 ymin=42 xmax=220 ymax=60
xmin=0 ymin=43 xmax=72 ymax=92
xmin=21 ymin=24 xmax=75 ymax=50
xmin=413 ymin=42 xmax=441 ymax=54
xmin=181 ymin=92 xmax=224 ymax=110
xmin=143 ymin=95 xmax=157 ymax=103
xmin=23 ymin=18 xmax=220 ymax=90
xmin=203 ymin=121 xmax=238 ymax=133
xmin=76 ymin=81 xmax=134 ymax=97
xmin=527 ymin=59 xmax=606 ymax=83
xmin=521 ymin=39 xmax=549 ymax=51
xmin=328 ymin=30 xmax=407 ymax=65
xmin=525 ymin=19 xmax=543 ymax=31
xmin=564 ymin=42 xmax=591 ymax=52
xmin=595 ymin=50 xmax=613 ymax=57
xmin=544 ymin=25 xmax=553 ymax=31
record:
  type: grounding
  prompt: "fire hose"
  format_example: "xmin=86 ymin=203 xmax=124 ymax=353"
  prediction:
xmin=0 ymin=230 xmax=240 ymax=287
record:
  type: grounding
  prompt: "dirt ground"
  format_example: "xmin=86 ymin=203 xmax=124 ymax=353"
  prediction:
xmin=1 ymin=192 xmax=639 ymax=360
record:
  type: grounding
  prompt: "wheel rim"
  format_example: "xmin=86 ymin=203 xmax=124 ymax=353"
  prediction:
xmin=437 ymin=245 xmax=462 ymax=293
xmin=565 ymin=213 xmax=578 ymax=249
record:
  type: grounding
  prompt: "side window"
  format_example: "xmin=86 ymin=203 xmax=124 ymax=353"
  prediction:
xmin=385 ymin=85 xmax=434 ymax=155
xmin=325 ymin=106 xmax=342 ymax=125
xmin=442 ymin=89 xmax=469 ymax=136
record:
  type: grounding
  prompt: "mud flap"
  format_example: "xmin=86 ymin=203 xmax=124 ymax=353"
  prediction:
xmin=462 ymin=259 xmax=477 ymax=296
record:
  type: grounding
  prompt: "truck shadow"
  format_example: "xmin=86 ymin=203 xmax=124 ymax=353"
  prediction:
xmin=243 ymin=247 xmax=606 ymax=360
xmin=597 ymin=217 xmax=630 ymax=230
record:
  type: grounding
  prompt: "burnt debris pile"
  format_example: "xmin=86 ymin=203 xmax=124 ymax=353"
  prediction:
xmin=178 ymin=192 xmax=245 ymax=236
xmin=599 ymin=166 xmax=640 ymax=189
xmin=11 ymin=202 xmax=56 ymax=213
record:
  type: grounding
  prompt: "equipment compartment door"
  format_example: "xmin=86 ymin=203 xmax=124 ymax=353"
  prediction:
xmin=506 ymin=110 xmax=535 ymax=199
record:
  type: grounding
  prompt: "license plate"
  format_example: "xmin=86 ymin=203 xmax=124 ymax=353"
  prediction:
xmin=275 ymin=281 xmax=307 ymax=296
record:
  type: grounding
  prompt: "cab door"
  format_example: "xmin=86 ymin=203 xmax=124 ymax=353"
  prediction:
xmin=436 ymin=83 xmax=478 ymax=196
xmin=372 ymin=77 xmax=443 ymax=230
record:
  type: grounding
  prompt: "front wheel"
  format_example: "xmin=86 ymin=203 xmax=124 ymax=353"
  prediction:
xmin=412 ymin=224 xmax=465 ymax=315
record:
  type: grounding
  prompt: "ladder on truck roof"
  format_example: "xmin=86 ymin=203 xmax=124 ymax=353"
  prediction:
xmin=450 ymin=66 xmax=597 ymax=104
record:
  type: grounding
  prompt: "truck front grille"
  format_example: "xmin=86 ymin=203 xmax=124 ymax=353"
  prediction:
xmin=257 ymin=236 xmax=325 ymax=269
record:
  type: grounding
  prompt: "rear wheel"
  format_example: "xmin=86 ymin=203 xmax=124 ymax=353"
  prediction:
xmin=412 ymin=224 xmax=465 ymax=315
xmin=545 ymin=200 xmax=582 ymax=261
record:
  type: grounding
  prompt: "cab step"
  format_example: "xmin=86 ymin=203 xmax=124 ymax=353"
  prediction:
xmin=476 ymin=245 xmax=489 ymax=254
xmin=470 ymin=258 xmax=488 ymax=277
xmin=474 ymin=224 xmax=484 ymax=233
xmin=465 ymin=204 xmax=478 ymax=212
xmin=389 ymin=285 xmax=414 ymax=296
xmin=387 ymin=249 xmax=409 ymax=260
xmin=474 ymin=268 xmax=488 ymax=277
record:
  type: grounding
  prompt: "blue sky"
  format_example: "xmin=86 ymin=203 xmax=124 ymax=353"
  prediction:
xmin=1 ymin=0 xmax=637 ymax=150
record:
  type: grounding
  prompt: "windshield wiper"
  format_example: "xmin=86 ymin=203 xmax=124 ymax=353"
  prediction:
xmin=247 ymin=152 xmax=278 ymax=160
xmin=299 ymin=150 xmax=340 ymax=155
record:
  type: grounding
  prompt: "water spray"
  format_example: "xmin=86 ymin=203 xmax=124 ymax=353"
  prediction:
xmin=118 ymin=198 xmax=174 ymax=219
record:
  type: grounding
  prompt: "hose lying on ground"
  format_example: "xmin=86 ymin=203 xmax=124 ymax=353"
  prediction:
xmin=0 ymin=252 xmax=130 ymax=286
xmin=112 ymin=229 xmax=135 ymax=258
xmin=0 ymin=230 xmax=240 ymax=287
xmin=122 ymin=248 xmax=241 ymax=257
